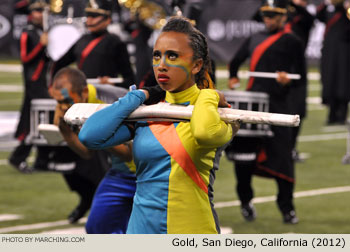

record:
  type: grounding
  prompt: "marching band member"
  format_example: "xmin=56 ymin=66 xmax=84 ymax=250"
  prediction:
xmin=226 ymin=0 xmax=306 ymax=224
xmin=316 ymin=0 xmax=350 ymax=125
xmin=51 ymin=0 xmax=135 ymax=89
xmin=79 ymin=16 xmax=237 ymax=234
xmin=9 ymin=0 xmax=51 ymax=173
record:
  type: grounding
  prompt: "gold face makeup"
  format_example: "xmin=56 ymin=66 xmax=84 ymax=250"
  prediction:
xmin=152 ymin=31 xmax=197 ymax=93
xmin=152 ymin=50 xmax=193 ymax=81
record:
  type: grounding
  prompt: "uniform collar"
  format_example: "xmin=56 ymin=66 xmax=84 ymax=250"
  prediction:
xmin=87 ymin=84 xmax=103 ymax=104
xmin=165 ymin=84 xmax=200 ymax=105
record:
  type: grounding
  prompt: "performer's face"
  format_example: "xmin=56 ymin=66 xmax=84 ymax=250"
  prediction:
xmin=262 ymin=14 xmax=287 ymax=32
xmin=86 ymin=15 xmax=111 ymax=33
xmin=31 ymin=10 xmax=43 ymax=26
xmin=152 ymin=31 xmax=202 ymax=93
xmin=51 ymin=76 xmax=87 ymax=113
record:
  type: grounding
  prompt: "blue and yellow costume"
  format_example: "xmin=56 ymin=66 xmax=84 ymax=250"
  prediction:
xmin=79 ymin=85 xmax=233 ymax=234
xmin=84 ymin=83 xmax=136 ymax=234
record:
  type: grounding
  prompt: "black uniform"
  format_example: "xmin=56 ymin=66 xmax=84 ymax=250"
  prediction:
xmin=226 ymin=27 xmax=306 ymax=214
xmin=286 ymin=2 xmax=314 ymax=155
xmin=9 ymin=22 xmax=51 ymax=170
xmin=316 ymin=3 xmax=350 ymax=124
xmin=52 ymin=30 xmax=135 ymax=89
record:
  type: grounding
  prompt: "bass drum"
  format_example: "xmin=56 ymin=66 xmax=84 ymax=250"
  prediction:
xmin=47 ymin=23 xmax=83 ymax=61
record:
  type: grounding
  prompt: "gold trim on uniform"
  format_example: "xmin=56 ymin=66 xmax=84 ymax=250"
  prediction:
xmin=85 ymin=7 xmax=111 ymax=16
xmin=29 ymin=2 xmax=49 ymax=10
xmin=260 ymin=6 xmax=287 ymax=14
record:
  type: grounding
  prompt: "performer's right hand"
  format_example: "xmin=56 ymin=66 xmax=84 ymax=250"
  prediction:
xmin=98 ymin=76 xmax=113 ymax=85
xmin=228 ymin=77 xmax=240 ymax=90
xmin=40 ymin=32 xmax=48 ymax=46
xmin=54 ymin=104 xmax=71 ymax=126
xmin=276 ymin=71 xmax=291 ymax=86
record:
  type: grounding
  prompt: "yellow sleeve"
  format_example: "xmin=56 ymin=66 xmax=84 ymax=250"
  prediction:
xmin=190 ymin=89 xmax=233 ymax=147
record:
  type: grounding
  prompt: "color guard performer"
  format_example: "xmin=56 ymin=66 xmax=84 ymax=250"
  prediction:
xmin=79 ymin=17 xmax=236 ymax=234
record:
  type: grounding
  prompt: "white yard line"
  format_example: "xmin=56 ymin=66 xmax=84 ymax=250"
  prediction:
xmin=214 ymin=186 xmax=350 ymax=209
xmin=307 ymin=97 xmax=322 ymax=104
xmin=0 ymin=214 xmax=22 ymax=222
xmin=322 ymin=125 xmax=347 ymax=133
xmin=298 ymin=132 xmax=348 ymax=142
xmin=0 ymin=85 xmax=23 ymax=92
xmin=0 ymin=64 xmax=22 ymax=72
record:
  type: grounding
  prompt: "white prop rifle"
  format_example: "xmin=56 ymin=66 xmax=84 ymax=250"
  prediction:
xmin=63 ymin=102 xmax=300 ymax=127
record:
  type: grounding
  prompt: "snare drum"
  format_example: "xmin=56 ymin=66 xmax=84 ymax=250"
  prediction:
xmin=26 ymin=99 xmax=58 ymax=145
xmin=223 ymin=90 xmax=273 ymax=137
xmin=47 ymin=23 xmax=83 ymax=61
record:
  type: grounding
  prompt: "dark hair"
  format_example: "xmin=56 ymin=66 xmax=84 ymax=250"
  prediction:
xmin=161 ymin=16 xmax=213 ymax=89
xmin=53 ymin=67 xmax=87 ymax=95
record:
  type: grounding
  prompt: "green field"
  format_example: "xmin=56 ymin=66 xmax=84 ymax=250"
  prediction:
xmin=0 ymin=65 xmax=349 ymax=234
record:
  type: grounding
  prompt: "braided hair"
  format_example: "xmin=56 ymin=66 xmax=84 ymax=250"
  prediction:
xmin=161 ymin=16 xmax=214 ymax=89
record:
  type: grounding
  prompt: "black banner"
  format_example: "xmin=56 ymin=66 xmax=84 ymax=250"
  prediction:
xmin=198 ymin=0 xmax=262 ymax=64
xmin=197 ymin=0 xmax=324 ymax=64
xmin=0 ymin=0 xmax=14 ymax=56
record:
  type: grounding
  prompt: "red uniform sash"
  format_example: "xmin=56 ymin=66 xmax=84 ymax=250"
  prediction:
xmin=78 ymin=35 xmax=105 ymax=69
xmin=247 ymin=30 xmax=287 ymax=90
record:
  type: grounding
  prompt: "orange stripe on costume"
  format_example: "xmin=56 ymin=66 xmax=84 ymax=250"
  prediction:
xmin=247 ymin=30 xmax=287 ymax=90
xmin=149 ymin=122 xmax=208 ymax=194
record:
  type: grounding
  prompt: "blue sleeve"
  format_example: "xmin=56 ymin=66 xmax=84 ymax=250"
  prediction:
xmin=79 ymin=90 xmax=146 ymax=149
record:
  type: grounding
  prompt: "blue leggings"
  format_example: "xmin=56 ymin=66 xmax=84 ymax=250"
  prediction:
xmin=85 ymin=170 xmax=136 ymax=234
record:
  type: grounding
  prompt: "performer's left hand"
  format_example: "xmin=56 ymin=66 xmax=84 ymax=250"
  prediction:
xmin=216 ymin=90 xmax=231 ymax=108
xmin=40 ymin=32 xmax=48 ymax=46
xmin=58 ymin=118 xmax=74 ymax=138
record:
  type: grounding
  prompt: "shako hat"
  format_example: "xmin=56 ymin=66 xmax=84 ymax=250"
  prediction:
xmin=260 ymin=0 xmax=289 ymax=14
xmin=29 ymin=0 xmax=48 ymax=11
xmin=85 ymin=0 xmax=113 ymax=16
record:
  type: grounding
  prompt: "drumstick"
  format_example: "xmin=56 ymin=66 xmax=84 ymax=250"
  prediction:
xmin=248 ymin=71 xmax=301 ymax=80
xmin=43 ymin=6 xmax=50 ymax=32
xmin=64 ymin=103 xmax=300 ymax=127
xmin=86 ymin=78 xmax=123 ymax=84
